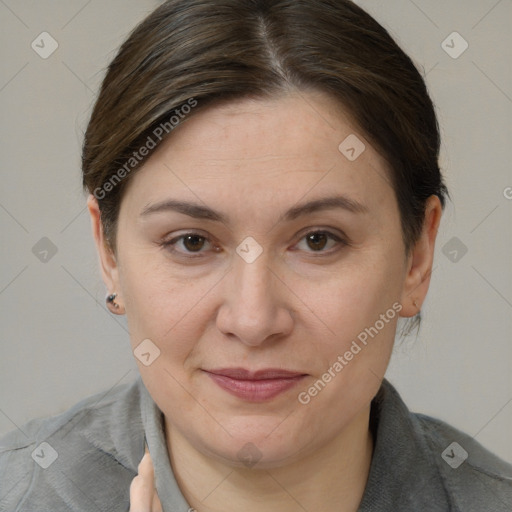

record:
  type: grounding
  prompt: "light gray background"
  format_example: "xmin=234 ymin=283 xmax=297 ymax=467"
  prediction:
xmin=1 ymin=0 xmax=511 ymax=464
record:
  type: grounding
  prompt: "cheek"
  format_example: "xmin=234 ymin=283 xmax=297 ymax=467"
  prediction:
xmin=305 ymin=251 xmax=404 ymax=333
xmin=119 ymin=252 xmax=219 ymax=361
xmin=118 ymin=219 xmax=406 ymax=370
xmin=306 ymin=283 xmax=399 ymax=379
xmin=296 ymin=251 xmax=405 ymax=380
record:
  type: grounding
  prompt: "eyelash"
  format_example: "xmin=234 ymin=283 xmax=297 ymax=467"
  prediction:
xmin=158 ymin=229 xmax=348 ymax=259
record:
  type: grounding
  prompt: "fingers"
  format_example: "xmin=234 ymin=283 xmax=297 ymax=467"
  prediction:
xmin=129 ymin=445 xmax=163 ymax=512
xmin=129 ymin=452 xmax=153 ymax=512
xmin=152 ymin=489 xmax=164 ymax=512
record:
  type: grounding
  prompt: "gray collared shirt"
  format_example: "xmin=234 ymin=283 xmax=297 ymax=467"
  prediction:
xmin=1 ymin=376 xmax=511 ymax=511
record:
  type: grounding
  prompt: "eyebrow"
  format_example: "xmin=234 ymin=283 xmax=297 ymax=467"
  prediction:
xmin=140 ymin=194 xmax=368 ymax=224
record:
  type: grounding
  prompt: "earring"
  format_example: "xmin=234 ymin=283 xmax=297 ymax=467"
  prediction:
xmin=413 ymin=299 xmax=419 ymax=309
xmin=106 ymin=293 xmax=118 ymax=307
xmin=106 ymin=292 xmax=124 ymax=314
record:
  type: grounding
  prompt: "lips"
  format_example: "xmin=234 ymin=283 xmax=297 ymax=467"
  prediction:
xmin=203 ymin=367 xmax=307 ymax=402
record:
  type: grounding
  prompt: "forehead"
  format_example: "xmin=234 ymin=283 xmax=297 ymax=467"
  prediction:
xmin=161 ymin=91 xmax=368 ymax=163
xmin=122 ymin=91 xmax=396 ymax=220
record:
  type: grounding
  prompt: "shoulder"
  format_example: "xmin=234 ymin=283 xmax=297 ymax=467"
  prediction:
xmin=412 ymin=410 xmax=512 ymax=511
xmin=0 ymin=376 xmax=145 ymax=512
xmin=366 ymin=379 xmax=512 ymax=511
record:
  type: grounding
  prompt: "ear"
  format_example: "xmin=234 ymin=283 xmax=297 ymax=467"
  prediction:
xmin=87 ymin=195 xmax=123 ymax=309
xmin=399 ymin=195 xmax=443 ymax=317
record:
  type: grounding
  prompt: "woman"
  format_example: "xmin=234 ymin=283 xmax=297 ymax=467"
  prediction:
xmin=1 ymin=1 xmax=511 ymax=511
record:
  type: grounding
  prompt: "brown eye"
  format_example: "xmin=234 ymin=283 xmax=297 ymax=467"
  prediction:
xmin=161 ymin=232 xmax=215 ymax=258
xmin=294 ymin=230 xmax=346 ymax=254
xmin=306 ymin=232 xmax=329 ymax=251
xmin=182 ymin=234 xmax=206 ymax=252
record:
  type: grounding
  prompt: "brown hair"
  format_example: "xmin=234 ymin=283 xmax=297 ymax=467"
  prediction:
xmin=82 ymin=0 xmax=447 ymax=254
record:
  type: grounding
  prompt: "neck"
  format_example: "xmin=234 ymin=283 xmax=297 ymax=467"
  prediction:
xmin=165 ymin=406 xmax=374 ymax=512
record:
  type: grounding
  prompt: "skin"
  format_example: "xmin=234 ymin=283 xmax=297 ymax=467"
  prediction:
xmin=129 ymin=445 xmax=163 ymax=512
xmin=88 ymin=90 xmax=442 ymax=512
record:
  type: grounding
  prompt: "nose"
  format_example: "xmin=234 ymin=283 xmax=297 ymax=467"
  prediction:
xmin=216 ymin=252 xmax=294 ymax=347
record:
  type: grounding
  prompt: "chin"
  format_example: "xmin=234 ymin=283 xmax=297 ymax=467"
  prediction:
xmin=189 ymin=416 xmax=312 ymax=470
xmin=204 ymin=437 xmax=306 ymax=470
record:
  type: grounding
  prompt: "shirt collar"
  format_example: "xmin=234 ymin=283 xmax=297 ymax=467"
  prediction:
xmin=135 ymin=377 xmax=448 ymax=511
xmin=139 ymin=377 xmax=191 ymax=510
xmin=358 ymin=379 xmax=448 ymax=510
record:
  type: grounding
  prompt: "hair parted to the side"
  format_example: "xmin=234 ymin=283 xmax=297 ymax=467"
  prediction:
xmin=82 ymin=0 xmax=448 ymax=333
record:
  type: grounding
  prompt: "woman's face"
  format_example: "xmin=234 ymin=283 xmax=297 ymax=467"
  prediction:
xmin=92 ymin=91 xmax=434 ymax=468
